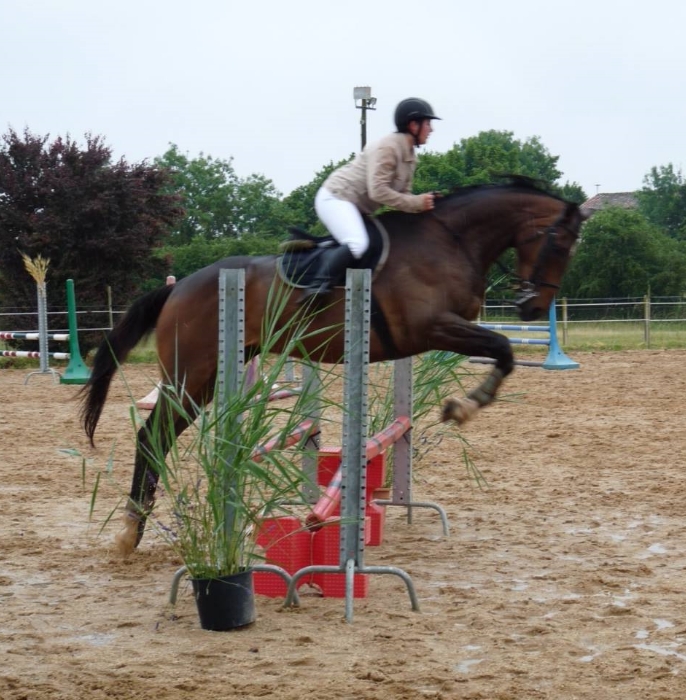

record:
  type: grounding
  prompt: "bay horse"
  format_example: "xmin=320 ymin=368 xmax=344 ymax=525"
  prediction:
xmin=80 ymin=180 xmax=588 ymax=555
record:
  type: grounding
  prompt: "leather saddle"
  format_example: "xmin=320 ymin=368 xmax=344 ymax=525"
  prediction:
xmin=277 ymin=218 xmax=389 ymax=289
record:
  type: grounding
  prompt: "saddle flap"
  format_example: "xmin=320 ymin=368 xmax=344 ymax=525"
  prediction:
xmin=277 ymin=220 xmax=389 ymax=289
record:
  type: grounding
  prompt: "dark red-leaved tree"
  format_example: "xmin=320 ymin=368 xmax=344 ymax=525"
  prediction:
xmin=0 ymin=128 xmax=184 ymax=351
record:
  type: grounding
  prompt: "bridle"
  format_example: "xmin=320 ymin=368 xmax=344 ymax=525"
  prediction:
xmin=512 ymin=220 xmax=578 ymax=309
xmin=428 ymin=200 xmax=579 ymax=308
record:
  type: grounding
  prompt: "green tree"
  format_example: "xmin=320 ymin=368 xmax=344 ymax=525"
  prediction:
xmin=637 ymin=163 xmax=686 ymax=240
xmin=158 ymin=235 xmax=281 ymax=281
xmin=415 ymin=130 xmax=586 ymax=201
xmin=461 ymin=131 xmax=561 ymax=184
xmin=282 ymin=156 xmax=354 ymax=235
xmin=557 ymin=182 xmax=587 ymax=205
xmin=560 ymin=207 xmax=686 ymax=298
xmin=413 ymin=147 xmax=466 ymax=194
xmin=155 ymin=145 xmax=289 ymax=243
xmin=0 ymin=128 xmax=183 ymax=343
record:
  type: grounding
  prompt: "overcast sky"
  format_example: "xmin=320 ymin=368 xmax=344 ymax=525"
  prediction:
xmin=3 ymin=0 xmax=683 ymax=200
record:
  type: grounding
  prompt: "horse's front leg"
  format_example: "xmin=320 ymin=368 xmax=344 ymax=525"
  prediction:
xmin=427 ymin=312 xmax=514 ymax=426
xmin=114 ymin=423 xmax=163 ymax=557
xmin=115 ymin=402 xmax=195 ymax=557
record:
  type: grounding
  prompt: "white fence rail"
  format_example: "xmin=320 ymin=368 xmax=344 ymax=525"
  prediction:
xmin=4 ymin=295 xmax=686 ymax=351
xmin=481 ymin=295 xmax=686 ymax=347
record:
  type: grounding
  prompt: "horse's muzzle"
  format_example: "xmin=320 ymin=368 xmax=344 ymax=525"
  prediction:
xmin=513 ymin=282 xmax=537 ymax=308
xmin=513 ymin=285 xmax=543 ymax=321
xmin=518 ymin=304 xmax=543 ymax=322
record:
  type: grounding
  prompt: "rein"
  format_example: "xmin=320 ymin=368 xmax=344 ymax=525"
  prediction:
xmin=518 ymin=227 xmax=563 ymax=289
xmin=428 ymin=211 xmax=562 ymax=298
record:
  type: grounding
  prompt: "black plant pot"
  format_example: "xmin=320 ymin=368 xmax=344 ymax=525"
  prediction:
xmin=192 ymin=569 xmax=256 ymax=631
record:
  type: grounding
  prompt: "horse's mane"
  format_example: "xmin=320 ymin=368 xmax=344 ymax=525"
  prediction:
xmin=375 ymin=176 xmax=569 ymax=228
xmin=437 ymin=175 xmax=566 ymax=206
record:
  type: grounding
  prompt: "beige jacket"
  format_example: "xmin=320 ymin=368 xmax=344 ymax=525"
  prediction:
xmin=321 ymin=132 xmax=425 ymax=214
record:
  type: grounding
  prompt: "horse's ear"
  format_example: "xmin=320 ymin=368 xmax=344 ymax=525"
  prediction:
xmin=579 ymin=206 xmax=593 ymax=221
xmin=565 ymin=202 xmax=592 ymax=222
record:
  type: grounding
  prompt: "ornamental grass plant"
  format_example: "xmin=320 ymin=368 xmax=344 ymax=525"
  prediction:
xmin=137 ymin=282 xmax=344 ymax=580
xmin=84 ymin=280 xmax=342 ymax=580
xmin=144 ymin=365 xmax=317 ymax=580
xmin=366 ymin=351 xmax=487 ymax=486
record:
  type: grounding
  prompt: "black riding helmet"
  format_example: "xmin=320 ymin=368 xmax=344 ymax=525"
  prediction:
xmin=394 ymin=97 xmax=441 ymax=133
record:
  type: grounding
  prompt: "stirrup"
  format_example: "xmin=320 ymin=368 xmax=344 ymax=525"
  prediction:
xmin=298 ymin=282 xmax=331 ymax=305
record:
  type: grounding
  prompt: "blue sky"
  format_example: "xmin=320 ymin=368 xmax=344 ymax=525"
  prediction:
xmin=3 ymin=0 xmax=684 ymax=199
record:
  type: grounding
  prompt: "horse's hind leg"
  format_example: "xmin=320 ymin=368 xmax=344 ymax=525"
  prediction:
xmin=441 ymin=366 xmax=507 ymax=424
xmin=427 ymin=312 xmax=514 ymax=425
xmin=115 ymin=401 xmax=196 ymax=556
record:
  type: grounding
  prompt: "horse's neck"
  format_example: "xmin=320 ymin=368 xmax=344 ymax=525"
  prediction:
xmin=442 ymin=206 xmax=518 ymax=273
xmin=385 ymin=201 xmax=528 ymax=273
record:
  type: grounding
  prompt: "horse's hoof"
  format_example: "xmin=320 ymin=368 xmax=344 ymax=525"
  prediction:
xmin=441 ymin=400 xmax=458 ymax=422
xmin=442 ymin=398 xmax=479 ymax=425
xmin=114 ymin=514 xmax=139 ymax=557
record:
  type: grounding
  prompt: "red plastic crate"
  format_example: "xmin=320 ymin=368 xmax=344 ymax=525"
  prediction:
xmin=316 ymin=447 xmax=341 ymax=486
xmin=365 ymin=453 xmax=387 ymax=500
xmin=254 ymin=516 xmax=312 ymax=597
xmin=310 ymin=516 xmax=371 ymax=598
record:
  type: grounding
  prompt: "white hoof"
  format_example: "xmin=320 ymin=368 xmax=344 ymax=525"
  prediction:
xmin=442 ymin=397 xmax=480 ymax=425
xmin=114 ymin=514 xmax=139 ymax=557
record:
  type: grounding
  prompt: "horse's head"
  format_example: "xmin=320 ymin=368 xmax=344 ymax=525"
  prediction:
xmin=513 ymin=201 xmax=589 ymax=321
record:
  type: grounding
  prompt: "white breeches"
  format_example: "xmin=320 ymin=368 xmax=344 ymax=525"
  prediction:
xmin=315 ymin=187 xmax=369 ymax=259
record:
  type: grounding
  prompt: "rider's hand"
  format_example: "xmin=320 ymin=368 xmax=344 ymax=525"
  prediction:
xmin=421 ymin=193 xmax=435 ymax=211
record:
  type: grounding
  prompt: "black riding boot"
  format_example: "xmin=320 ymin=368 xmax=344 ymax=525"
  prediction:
xmin=299 ymin=245 xmax=356 ymax=305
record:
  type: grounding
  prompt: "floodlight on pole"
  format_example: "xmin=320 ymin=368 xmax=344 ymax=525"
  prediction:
xmin=353 ymin=86 xmax=376 ymax=150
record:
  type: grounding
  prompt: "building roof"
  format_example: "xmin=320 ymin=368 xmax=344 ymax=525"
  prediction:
xmin=583 ymin=192 xmax=638 ymax=213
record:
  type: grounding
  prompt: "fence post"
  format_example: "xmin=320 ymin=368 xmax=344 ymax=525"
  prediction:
xmin=562 ymin=297 xmax=568 ymax=346
xmin=644 ymin=292 xmax=651 ymax=348
xmin=106 ymin=285 xmax=114 ymax=330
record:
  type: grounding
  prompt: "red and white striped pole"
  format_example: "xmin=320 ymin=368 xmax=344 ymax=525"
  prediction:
xmin=305 ymin=416 xmax=411 ymax=529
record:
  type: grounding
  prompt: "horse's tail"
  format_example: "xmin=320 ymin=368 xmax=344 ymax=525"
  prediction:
xmin=80 ymin=284 xmax=175 ymax=445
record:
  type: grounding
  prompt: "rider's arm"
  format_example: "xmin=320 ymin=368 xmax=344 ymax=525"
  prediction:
xmin=366 ymin=143 xmax=426 ymax=213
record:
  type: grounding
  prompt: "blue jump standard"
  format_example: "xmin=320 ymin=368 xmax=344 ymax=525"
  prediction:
xmin=473 ymin=298 xmax=579 ymax=370
xmin=541 ymin=300 xmax=579 ymax=370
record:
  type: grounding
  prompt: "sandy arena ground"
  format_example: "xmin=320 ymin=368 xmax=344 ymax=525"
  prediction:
xmin=1 ymin=349 xmax=686 ymax=699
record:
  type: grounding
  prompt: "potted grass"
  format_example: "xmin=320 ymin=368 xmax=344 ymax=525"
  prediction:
xmin=146 ymin=370 xmax=312 ymax=630
xmin=137 ymin=284 xmax=335 ymax=631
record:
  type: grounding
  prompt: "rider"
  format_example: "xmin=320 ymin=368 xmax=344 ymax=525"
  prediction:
xmin=299 ymin=97 xmax=441 ymax=304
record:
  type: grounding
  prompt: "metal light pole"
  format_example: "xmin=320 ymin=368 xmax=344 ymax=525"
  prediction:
xmin=353 ymin=86 xmax=377 ymax=150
